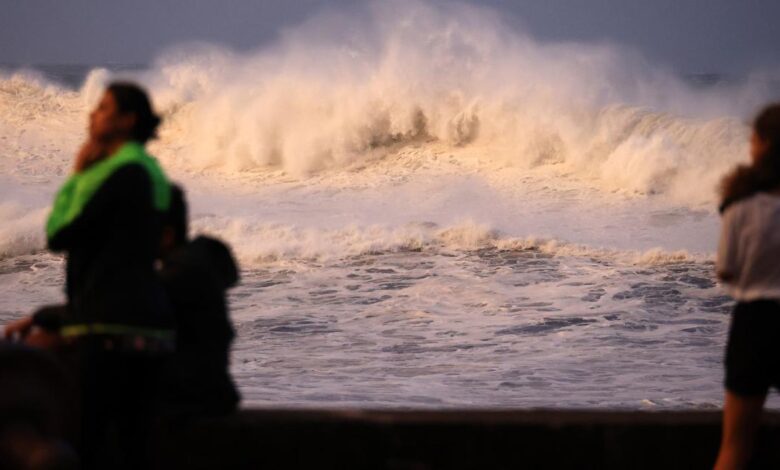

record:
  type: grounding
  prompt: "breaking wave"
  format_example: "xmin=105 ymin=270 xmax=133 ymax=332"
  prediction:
xmin=2 ymin=1 xmax=779 ymax=208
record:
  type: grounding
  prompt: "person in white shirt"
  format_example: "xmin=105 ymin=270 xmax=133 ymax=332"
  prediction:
xmin=715 ymin=103 xmax=780 ymax=470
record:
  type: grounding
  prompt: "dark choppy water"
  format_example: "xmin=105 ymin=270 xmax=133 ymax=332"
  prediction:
xmin=221 ymin=247 xmax=741 ymax=409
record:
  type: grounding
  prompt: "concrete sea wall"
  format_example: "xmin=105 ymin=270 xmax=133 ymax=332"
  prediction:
xmin=154 ymin=409 xmax=780 ymax=469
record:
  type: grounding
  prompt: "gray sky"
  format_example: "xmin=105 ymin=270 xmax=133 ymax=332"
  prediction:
xmin=2 ymin=0 xmax=778 ymax=74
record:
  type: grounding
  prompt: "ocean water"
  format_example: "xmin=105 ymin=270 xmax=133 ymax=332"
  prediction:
xmin=2 ymin=1 xmax=780 ymax=409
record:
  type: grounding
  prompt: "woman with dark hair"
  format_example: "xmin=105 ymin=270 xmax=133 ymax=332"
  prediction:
xmin=43 ymin=82 xmax=173 ymax=469
xmin=715 ymin=103 xmax=780 ymax=470
xmin=46 ymin=81 xmax=173 ymax=342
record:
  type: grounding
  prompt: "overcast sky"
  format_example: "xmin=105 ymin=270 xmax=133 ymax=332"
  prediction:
xmin=2 ymin=0 xmax=778 ymax=74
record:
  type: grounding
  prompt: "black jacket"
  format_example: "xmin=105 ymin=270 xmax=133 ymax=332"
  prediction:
xmin=159 ymin=236 xmax=240 ymax=414
xmin=48 ymin=164 xmax=173 ymax=330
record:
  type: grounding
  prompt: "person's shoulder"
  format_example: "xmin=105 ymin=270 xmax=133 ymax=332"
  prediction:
xmin=721 ymin=196 xmax=747 ymax=221
xmin=112 ymin=161 xmax=151 ymax=178
xmin=723 ymin=192 xmax=780 ymax=228
xmin=740 ymin=192 xmax=780 ymax=216
xmin=99 ymin=161 xmax=152 ymax=190
xmin=723 ymin=193 xmax=763 ymax=216
xmin=752 ymin=191 xmax=780 ymax=205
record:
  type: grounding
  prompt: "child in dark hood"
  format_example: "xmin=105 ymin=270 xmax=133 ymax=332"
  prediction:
xmin=158 ymin=185 xmax=241 ymax=416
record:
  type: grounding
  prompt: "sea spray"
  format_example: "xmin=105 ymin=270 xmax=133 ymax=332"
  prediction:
xmin=2 ymin=1 xmax=773 ymax=206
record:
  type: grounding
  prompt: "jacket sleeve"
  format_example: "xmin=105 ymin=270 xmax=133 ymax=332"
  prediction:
xmin=48 ymin=164 xmax=153 ymax=251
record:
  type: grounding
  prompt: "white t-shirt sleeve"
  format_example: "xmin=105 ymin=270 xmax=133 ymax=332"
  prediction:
xmin=716 ymin=205 xmax=741 ymax=283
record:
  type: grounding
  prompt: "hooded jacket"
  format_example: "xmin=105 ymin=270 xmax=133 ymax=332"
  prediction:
xmin=159 ymin=235 xmax=240 ymax=414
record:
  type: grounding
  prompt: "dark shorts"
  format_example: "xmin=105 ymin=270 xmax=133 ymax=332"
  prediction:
xmin=725 ymin=300 xmax=780 ymax=396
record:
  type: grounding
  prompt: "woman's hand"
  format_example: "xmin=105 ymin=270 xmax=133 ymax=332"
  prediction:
xmin=23 ymin=327 xmax=63 ymax=350
xmin=4 ymin=315 xmax=63 ymax=350
xmin=3 ymin=315 xmax=34 ymax=341
xmin=74 ymin=139 xmax=107 ymax=173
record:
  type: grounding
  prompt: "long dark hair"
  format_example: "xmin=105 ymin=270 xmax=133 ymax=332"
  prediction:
xmin=719 ymin=103 xmax=780 ymax=212
xmin=107 ymin=82 xmax=161 ymax=144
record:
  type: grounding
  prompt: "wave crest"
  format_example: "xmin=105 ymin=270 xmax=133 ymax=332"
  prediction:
xmin=2 ymin=1 xmax=777 ymax=207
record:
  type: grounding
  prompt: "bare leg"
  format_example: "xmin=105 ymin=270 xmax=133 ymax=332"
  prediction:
xmin=714 ymin=390 xmax=767 ymax=470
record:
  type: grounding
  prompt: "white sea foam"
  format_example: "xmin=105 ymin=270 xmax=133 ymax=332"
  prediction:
xmin=0 ymin=203 xmax=48 ymax=259
xmin=189 ymin=213 xmax=707 ymax=268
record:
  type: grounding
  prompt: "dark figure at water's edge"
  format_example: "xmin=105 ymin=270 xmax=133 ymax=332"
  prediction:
xmin=158 ymin=185 xmax=241 ymax=416
xmin=715 ymin=103 xmax=780 ymax=470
